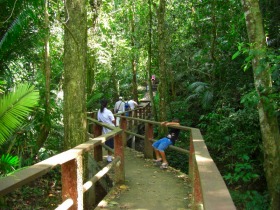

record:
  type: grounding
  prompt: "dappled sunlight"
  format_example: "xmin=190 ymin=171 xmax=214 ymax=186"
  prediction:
xmin=196 ymin=154 xmax=213 ymax=163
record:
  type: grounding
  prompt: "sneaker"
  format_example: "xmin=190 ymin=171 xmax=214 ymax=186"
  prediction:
xmin=160 ymin=163 xmax=168 ymax=169
xmin=153 ymin=159 xmax=162 ymax=166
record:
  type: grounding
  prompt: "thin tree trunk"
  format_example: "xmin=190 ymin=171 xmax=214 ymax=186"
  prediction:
xmin=36 ymin=0 xmax=51 ymax=150
xmin=210 ymin=0 xmax=217 ymax=62
xmin=130 ymin=3 xmax=138 ymax=102
xmin=147 ymin=0 xmax=157 ymax=120
xmin=87 ymin=0 xmax=102 ymax=95
xmin=241 ymin=1 xmax=280 ymax=209
xmin=157 ymin=0 xmax=167 ymax=122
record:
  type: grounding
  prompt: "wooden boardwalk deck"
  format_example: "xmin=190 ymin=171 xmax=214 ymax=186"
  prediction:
xmin=95 ymin=148 xmax=192 ymax=210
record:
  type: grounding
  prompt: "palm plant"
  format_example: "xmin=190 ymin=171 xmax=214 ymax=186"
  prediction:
xmin=187 ymin=81 xmax=214 ymax=109
xmin=0 ymin=83 xmax=38 ymax=176
xmin=0 ymin=83 xmax=39 ymax=146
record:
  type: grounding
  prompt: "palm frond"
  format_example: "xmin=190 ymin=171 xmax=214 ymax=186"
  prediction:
xmin=0 ymin=83 xmax=39 ymax=145
xmin=0 ymin=153 xmax=20 ymax=176
xmin=202 ymin=90 xmax=214 ymax=109
xmin=0 ymin=4 xmax=42 ymax=61
xmin=188 ymin=81 xmax=208 ymax=93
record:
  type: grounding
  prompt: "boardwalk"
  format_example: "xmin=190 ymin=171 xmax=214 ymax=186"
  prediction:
xmin=95 ymin=148 xmax=192 ymax=210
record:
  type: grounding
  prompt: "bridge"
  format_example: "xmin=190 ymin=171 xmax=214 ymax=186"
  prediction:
xmin=0 ymin=101 xmax=236 ymax=210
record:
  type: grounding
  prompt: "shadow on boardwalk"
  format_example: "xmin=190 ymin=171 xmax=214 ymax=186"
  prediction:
xmin=95 ymin=148 xmax=192 ymax=210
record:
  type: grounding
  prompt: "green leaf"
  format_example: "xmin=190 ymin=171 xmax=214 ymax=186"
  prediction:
xmin=0 ymin=83 xmax=39 ymax=145
xmin=232 ymin=51 xmax=240 ymax=60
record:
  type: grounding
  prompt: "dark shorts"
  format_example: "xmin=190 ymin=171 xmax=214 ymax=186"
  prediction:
xmin=105 ymin=138 xmax=114 ymax=149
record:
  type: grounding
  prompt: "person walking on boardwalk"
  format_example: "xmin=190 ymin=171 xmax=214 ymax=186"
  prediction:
xmin=114 ymin=96 xmax=125 ymax=126
xmin=152 ymin=119 xmax=180 ymax=169
xmin=98 ymin=99 xmax=115 ymax=163
xmin=128 ymin=97 xmax=138 ymax=110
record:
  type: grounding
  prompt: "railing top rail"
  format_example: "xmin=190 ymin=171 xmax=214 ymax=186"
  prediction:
xmin=0 ymin=127 xmax=122 ymax=197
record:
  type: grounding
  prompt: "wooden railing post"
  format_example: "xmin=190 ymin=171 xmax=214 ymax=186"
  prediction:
xmin=61 ymin=155 xmax=83 ymax=210
xmin=144 ymin=122 xmax=154 ymax=159
xmin=114 ymin=132 xmax=125 ymax=184
xmin=120 ymin=115 xmax=127 ymax=147
xmin=89 ymin=112 xmax=96 ymax=134
xmin=139 ymin=107 xmax=143 ymax=119
xmin=93 ymin=124 xmax=103 ymax=162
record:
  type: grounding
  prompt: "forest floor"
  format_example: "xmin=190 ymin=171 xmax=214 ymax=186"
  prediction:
xmin=95 ymin=148 xmax=192 ymax=210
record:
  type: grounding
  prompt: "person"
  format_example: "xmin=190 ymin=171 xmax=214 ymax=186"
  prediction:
xmin=128 ymin=98 xmax=138 ymax=110
xmin=114 ymin=96 xmax=125 ymax=126
xmin=97 ymin=99 xmax=115 ymax=163
xmin=152 ymin=119 xmax=180 ymax=169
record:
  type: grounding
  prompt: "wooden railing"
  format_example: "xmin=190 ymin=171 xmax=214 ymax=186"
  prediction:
xmin=0 ymin=122 xmax=127 ymax=210
xmin=0 ymin=101 xmax=235 ymax=210
xmin=110 ymin=104 xmax=236 ymax=210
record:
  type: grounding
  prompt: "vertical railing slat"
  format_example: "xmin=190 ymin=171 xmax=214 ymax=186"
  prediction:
xmin=144 ymin=122 xmax=154 ymax=159
xmin=114 ymin=132 xmax=125 ymax=184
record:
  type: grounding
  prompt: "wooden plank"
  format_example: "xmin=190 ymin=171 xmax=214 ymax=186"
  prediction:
xmin=0 ymin=138 xmax=102 ymax=197
xmin=191 ymin=128 xmax=236 ymax=210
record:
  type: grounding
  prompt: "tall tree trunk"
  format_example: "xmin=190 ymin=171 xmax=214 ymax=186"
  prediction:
xmin=210 ymin=0 xmax=217 ymax=62
xmin=241 ymin=1 xmax=280 ymax=209
xmin=37 ymin=0 xmax=51 ymax=150
xmin=157 ymin=0 xmax=167 ymax=121
xmin=112 ymin=57 xmax=119 ymax=101
xmin=130 ymin=3 xmax=138 ymax=102
xmin=147 ymin=0 xmax=157 ymax=120
xmin=63 ymin=0 xmax=87 ymax=150
xmin=63 ymin=1 xmax=87 ymax=207
xmin=87 ymin=0 xmax=102 ymax=96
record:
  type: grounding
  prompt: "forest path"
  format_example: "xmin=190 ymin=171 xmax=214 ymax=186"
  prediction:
xmin=95 ymin=148 xmax=192 ymax=210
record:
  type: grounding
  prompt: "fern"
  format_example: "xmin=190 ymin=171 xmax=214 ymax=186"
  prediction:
xmin=0 ymin=153 xmax=20 ymax=176
xmin=0 ymin=83 xmax=39 ymax=145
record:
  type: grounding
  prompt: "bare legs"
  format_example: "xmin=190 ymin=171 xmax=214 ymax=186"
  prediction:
xmin=154 ymin=148 xmax=168 ymax=164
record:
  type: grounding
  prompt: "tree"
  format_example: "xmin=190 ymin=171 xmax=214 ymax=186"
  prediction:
xmin=129 ymin=1 xmax=139 ymax=102
xmin=36 ymin=0 xmax=51 ymax=151
xmin=63 ymin=0 xmax=87 ymax=150
xmin=63 ymin=0 xmax=87 ymax=208
xmin=157 ymin=0 xmax=167 ymax=122
xmin=241 ymin=0 xmax=280 ymax=208
xmin=147 ymin=0 xmax=157 ymax=120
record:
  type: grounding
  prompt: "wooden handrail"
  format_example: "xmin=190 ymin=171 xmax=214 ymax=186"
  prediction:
xmin=1 ymin=101 xmax=235 ymax=210
xmin=0 ymin=126 xmax=125 ymax=210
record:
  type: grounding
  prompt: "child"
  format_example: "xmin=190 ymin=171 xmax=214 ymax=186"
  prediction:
xmin=152 ymin=119 xmax=180 ymax=169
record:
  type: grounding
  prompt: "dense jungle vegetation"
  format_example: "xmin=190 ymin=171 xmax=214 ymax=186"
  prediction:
xmin=0 ymin=0 xmax=279 ymax=209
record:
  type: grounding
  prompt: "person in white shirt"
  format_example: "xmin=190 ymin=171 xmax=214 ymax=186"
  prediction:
xmin=128 ymin=98 xmax=138 ymax=110
xmin=114 ymin=96 xmax=125 ymax=126
xmin=98 ymin=99 xmax=115 ymax=162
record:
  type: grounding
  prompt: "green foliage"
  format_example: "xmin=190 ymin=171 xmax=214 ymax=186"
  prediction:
xmin=198 ymin=106 xmax=263 ymax=178
xmin=187 ymin=82 xmax=214 ymax=110
xmin=87 ymin=92 xmax=104 ymax=110
xmin=166 ymin=132 xmax=190 ymax=174
xmin=224 ymin=155 xmax=260 ymax=185
xmin=198 ymin=106 xmax=267 ymax=208
xmin=0 ymin=83 xmax=39 ymax=146
xmin=230 ymin=190 xmax=270 ymax=210
xmin=0 ymin=153 xmax=20 ymax=176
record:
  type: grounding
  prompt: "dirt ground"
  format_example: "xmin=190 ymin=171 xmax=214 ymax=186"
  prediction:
xmin=95 ymin=148 xmax=192 ymax=210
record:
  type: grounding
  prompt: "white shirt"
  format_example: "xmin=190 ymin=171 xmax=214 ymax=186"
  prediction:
xmin=114 ymin=100 xmax=125 ymax=113
xmin=128 ymin=100 xmax=138 ymax=110
xmin=97 ymin=108 xmax=115 ymax=134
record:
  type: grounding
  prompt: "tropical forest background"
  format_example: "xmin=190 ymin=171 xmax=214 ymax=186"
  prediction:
xmin=0 ymin=0 xmax=279 ymax=209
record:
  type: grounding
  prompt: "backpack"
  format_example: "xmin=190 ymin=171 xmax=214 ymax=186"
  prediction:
xmin=125 ymin=101 xmax=130 ymax=111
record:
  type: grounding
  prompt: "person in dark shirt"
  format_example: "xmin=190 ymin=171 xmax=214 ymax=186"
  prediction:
xmin=152 ymin=119 xmax=180 ymax=169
